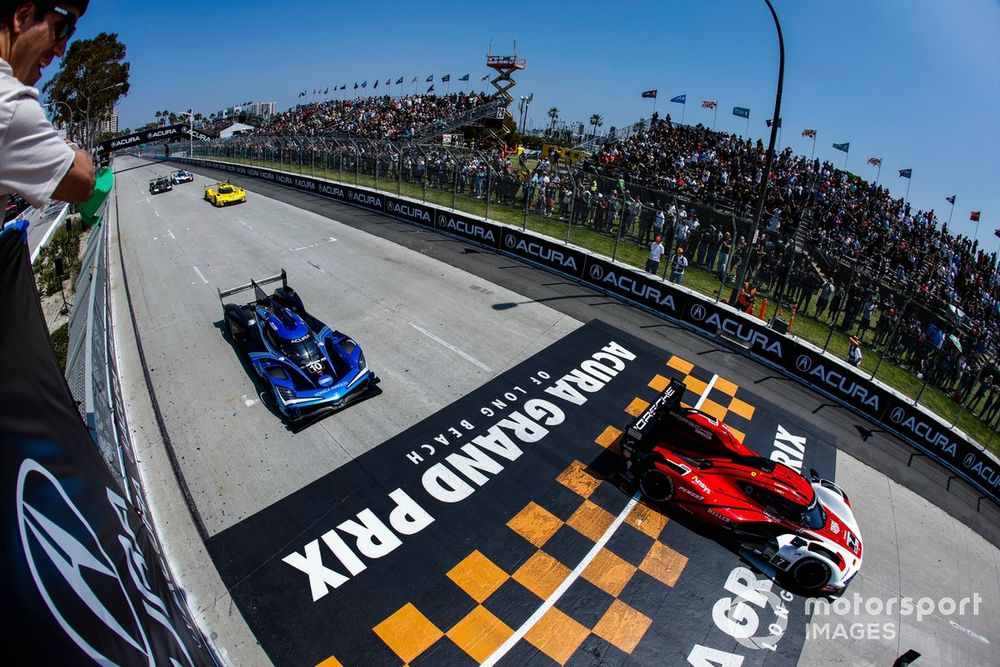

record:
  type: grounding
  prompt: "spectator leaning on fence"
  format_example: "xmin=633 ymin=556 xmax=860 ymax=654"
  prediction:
xmin=0 ymin=0 xmax=94 ymax=216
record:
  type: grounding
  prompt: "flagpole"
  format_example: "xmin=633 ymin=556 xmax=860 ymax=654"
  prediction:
xmin=843 ymin=147 xmax=848 ymax=171
xmin=652 ymin=96 xmax=657 ymax=117
xmin=681 ymin=101 xmax=686 ymax=125
xmin=875 ymin=162 xmax=881 ymax=186
xmin=811 ymin=134 xmax=816 ymax=160
xmin=745 ymin=115 xmax=750 ymax=138
xmin=947 ymin=197 xmax=955 ymax=228
xmin=777 ymin=125 xmax=782 ymax=150
xmin=712 ymin=105 xmax=718 ymax=131
xmin=904 ymin=177 xmax=911 ymax=208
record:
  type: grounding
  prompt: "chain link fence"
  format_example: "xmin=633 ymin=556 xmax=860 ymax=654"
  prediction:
xmin=64 ymin=196 xmax=133 ymax=491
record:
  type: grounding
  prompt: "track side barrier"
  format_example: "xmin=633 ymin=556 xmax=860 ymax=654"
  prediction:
xmin=174 ymin=157 xmax=1000 ymax=507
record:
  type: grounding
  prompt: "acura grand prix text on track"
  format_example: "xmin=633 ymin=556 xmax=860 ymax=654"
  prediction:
xmin=618 ymin=380 xmax=863 ymax=596
xmin=219 ymin=270 xmax=380 ymax=431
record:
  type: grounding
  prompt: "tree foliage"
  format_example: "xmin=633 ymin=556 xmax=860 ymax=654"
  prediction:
xmin=42 ymin=33 xmax=130 ymax=146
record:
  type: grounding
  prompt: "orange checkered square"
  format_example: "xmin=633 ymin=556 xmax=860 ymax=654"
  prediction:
xmin=513 ymin=550 xmax=571 ymax=599
xmin=566 ymin=500 xmax=615 ymax=542
xmin=557 ymin=460 xmax=602 ymax=498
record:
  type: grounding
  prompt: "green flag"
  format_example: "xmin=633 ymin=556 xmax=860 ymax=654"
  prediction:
xmin=732 ymin=107 xmax=750 ymax=119
xmin=78 ymin=168 xmax=115 ymax=226
xmin=832 ymin=142 xmax=850 ymax=153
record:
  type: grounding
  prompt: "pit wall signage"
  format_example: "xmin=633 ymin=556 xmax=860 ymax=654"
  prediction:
xmin=176 ymin=157 xmax=1000 ymax=506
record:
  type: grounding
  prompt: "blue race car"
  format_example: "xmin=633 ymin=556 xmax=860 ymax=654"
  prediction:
xmin=219 ymin=270 xmax=380 ymax=431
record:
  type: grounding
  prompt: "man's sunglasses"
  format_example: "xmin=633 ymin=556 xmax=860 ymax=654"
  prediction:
xmin=50 ymin=6 xmax=77 ymax=42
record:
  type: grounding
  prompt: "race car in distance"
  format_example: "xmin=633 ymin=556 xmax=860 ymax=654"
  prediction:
xmin=219 ymin=270 xmax=379 ymax=431
xmin=149 ymin=177 xmax=173 ymax=195
xmin=4 ymin=193 xmax=28 ymax=223
xmin=204 ymin=180 xmax=246 ymax=207
xmin=171 ymin=169 xmax=194 ymax=184
xmin=618 ymin=380 xmax=862 ymax=596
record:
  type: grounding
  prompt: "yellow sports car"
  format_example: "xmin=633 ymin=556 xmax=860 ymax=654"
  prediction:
xmin=204 ymin=180 xmax=247 ymax=207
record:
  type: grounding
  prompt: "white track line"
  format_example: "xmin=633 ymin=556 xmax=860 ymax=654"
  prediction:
xmin=408 ymin=322 xmax=492 ymax=373
xmin=693 ymin=373 xmax=719 ymax=410
xmin=192 ymin=266 xmax=209 ymax=285
xmin=482 ymin=373 xmax=720 ymax=666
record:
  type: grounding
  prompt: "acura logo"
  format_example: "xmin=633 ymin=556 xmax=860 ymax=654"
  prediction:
xmin=964 ymin=453 xmax=976 ymax=468
xmin=436 ymin=214 xmax=447 ymax=228
xmin=795 ymin=355 xmax=812 ymax=372
xmin=589 ymin=265 xmax=604 ymax=280
xmin=504 ymin=233 xmax=517 ymax=248
xmin=889 ymin=407 xmax=905 ymax=424
xmin=17 ymin=459 xmax=150 ymax=663
xmin=690 ymin=304 xmax=707 ymax=321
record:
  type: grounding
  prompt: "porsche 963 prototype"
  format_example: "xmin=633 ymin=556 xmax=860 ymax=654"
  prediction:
xmin=618 ymin=379 xmax=862 ymax=596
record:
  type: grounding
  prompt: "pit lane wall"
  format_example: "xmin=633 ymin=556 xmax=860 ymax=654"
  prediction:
xmin=176 ymin=156 xmax=1000 ymax=507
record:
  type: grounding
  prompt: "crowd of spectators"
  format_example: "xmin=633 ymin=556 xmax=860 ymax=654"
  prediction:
xmin=247 ymin=93 xmax=490 ymax=140
xmin=593 ymin=115 xmax=1000 ymax=425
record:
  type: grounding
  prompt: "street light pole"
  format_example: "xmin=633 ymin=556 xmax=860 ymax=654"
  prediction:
xmin=44 ymin=100 xmax=75 ymax=140
xmin=729 ymin=0 xmax=785 ymax=306
xmin=80 ymin=82 xmax=125 ymax=149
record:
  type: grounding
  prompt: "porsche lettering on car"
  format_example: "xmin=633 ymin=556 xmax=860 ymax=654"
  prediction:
xmin=204 ymin=180 xmax=247 ymax=207
xmin=219 ymin=270 xmax=380 ymax=431
xmin=171 ymin=169 xmax=194 ymax=184
xmin=149 ymin=177 xmax=173 ymax=195
xmin=618 ymin=380 xmax=863 ymax=596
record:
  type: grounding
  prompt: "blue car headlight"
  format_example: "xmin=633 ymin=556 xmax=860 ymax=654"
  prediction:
xmin=266 ymin=366 xmax=289 ymax=381
xmin=357 ymin=350 xmax=367 ymax=372
xmin=275 ymin=384 xmax=296 ymax=401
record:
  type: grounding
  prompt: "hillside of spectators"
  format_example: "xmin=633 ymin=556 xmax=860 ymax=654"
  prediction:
xmin=249 ymin=93 xmax=489 ymax=140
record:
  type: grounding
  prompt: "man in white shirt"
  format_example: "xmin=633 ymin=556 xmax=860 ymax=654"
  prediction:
xmin=1 ymin=0 xmax=94 ymax=217
xmin=645 ymin=235 xmax=665 ymax=274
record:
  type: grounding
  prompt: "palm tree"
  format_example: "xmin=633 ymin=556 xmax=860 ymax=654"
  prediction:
xmin=154 ymin=110 xmax=162 ymax=126
xmin=589 ymin=114 xmax=603 ymax=139
xmin=547 ymin=107 xmax=559 ymax=135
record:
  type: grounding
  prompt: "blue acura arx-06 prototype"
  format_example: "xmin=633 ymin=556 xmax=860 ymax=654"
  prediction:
xmin=219 ymin=270 xmax=379 ymax=431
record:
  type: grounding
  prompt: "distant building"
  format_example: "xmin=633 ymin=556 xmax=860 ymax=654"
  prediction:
xmin=97 ymin=108 xmax=119 ymax=135
xmin=212 ymin=101 xmax=275 ymax=121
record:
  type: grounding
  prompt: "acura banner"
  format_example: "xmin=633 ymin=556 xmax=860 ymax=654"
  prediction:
xmin=0 ymin=222 xmax=217 ymax=665
xmin=97 ymin=123 xmax=213 ymax=155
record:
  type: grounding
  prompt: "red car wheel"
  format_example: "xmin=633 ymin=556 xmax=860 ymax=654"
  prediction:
xmin=790 ymin=557 xmax=830 ymax=592
xmin=639 ymin=466 xmax=675 ymax=502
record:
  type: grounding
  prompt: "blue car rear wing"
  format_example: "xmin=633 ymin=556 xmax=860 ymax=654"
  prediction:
xmin=218 ymin=269 xmax=288 ymax=305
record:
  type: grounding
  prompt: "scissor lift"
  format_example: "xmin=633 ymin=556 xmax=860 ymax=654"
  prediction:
xmin=486 ymin=55 xmax=526 ymax=103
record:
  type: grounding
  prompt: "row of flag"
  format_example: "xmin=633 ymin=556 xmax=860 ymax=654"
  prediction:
xmin=640 ymin=90 xmax=985 ymax=225
xmin=296 ymin=73 xmax=490 ymax=97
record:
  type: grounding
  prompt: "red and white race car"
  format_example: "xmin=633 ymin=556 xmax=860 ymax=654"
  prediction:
xmin=618 ymin=380 xmax=863 ymax=596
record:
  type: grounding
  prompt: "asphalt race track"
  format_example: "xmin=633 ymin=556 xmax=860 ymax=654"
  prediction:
xmin=110 ymin=156 xmax=1000 ymax=666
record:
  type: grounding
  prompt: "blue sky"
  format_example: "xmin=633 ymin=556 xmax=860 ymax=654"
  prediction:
xmin=48 ymin=0 xmax=998 ymax=244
